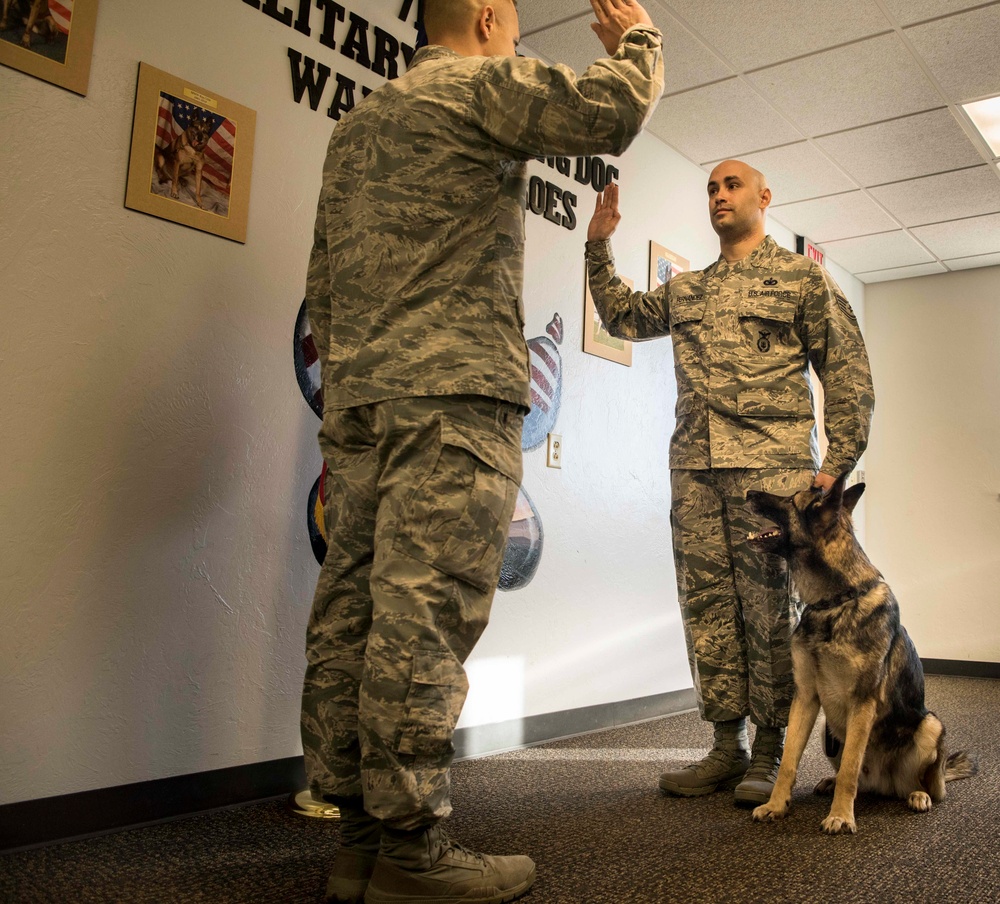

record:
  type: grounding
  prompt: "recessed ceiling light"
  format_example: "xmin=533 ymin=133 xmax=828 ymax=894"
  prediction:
xmin=962 ymin=95 xmax=1000 ymax=156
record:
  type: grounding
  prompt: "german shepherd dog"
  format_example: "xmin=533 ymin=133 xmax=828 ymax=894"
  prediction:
xmin=155 ymin=112 xmax=213 ymax=209
xmin=745 ymin=473 xmax=976 ymax=834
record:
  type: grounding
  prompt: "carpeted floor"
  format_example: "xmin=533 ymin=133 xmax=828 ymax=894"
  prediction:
xmin=2 ymin=676 xmax=998 ymax=903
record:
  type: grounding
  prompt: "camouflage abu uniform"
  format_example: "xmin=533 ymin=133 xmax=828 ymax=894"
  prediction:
xmin=304 ymin=27 xmax=664 ymax=830
xmin=586 ymin=235 xmax=874 ymax=726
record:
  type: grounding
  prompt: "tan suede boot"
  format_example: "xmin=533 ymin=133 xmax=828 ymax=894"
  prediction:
xmin=658 ymin=718 xmax=750 ymax=797
xmin=364 ymin=824 xmax=535 ymax=903
xmin=733 ymin=725 xmax=785 ymax=807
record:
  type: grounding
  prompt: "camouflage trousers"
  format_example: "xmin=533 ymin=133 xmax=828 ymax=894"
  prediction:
xmin=301 ymin=395 xmax=523 ymax=830
xmin=670 ymin=467 xmax=815 ymax=727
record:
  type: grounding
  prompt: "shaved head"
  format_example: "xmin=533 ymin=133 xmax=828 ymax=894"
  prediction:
xmin=423 ymin=0 xmax=517 ymax=42
xmin=708 ymin=160 xmax=767 ymax=194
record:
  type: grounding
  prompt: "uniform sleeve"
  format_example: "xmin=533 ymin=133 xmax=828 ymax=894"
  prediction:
xmin=802 ymin=264 xmax=875 ymax=478
xmin=585 ymin=238 xmax=670 ymax=340
xmin=304 ymin=200 xmax=331 ymax=372
xmin=471 ymin=25 xmax=664 ymax=158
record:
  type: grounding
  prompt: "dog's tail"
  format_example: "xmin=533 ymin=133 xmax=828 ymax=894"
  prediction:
xmin=944 ymin=750 xmax=978 ymax=782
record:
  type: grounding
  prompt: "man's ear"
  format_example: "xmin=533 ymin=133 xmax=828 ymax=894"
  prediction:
xmin=759 ymin=186 xmax=771 ymax=211
xmin=478 ymin=4 xmax=495 ymax=40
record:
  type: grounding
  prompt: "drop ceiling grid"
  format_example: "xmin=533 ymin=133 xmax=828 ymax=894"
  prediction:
xmin=517 ymin=0 xmax=1000 ymax=278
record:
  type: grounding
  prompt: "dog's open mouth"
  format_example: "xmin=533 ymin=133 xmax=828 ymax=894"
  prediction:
xmin=746 ymin=527 xmax=783 ymax=550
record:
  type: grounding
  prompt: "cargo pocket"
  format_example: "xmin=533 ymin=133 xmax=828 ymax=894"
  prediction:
xmin=395 ymin=648 xmax=469 ymax=756
xmin=393 ymin=417 xmax=521 ymax=593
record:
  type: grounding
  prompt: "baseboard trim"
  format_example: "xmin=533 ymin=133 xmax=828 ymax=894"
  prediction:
xmin=454 ymin=688 xmax=698 ymax=760
xmin=4 ymin=668 xmax=993 ymax=852
xmin=922 ymin=658 xmax=1000 ymax=679
xmin=0 ymin=689 xmax=696 ymax=853
xmin=0 ymin=756 xmax=307 ymax=854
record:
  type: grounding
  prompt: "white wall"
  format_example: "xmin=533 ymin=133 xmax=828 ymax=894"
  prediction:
xmin=864 ymin=267 xmax=1000 ymax=662
xmin=0 ymin=0 xmax=867 ymax=808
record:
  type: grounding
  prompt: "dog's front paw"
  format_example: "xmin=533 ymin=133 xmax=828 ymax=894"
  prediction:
xmin=821 ymin=813 xmax=857 ymax=834
xmin=814 ymin=776 xmax=836 ymax=795
xmin=908 ymin=791 xmax=932 ymax=812
xmin=752 ymin=800 xmax=789 ymax=822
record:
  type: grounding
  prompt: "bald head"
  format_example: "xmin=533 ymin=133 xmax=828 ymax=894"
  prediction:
xmin=708 ymin=160 xmax=768 ymax=195
xmin=424 ymin=0 xmax=519 ymax=51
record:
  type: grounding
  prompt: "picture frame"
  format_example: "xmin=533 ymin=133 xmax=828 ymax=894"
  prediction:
xmin=0 ymin=0 xmax=99 ymax=96
xmin=124 ymin=62 xmax=257 ymax=244
xmin=583 ymin=268 xmax=634 ymax=367
xmin=649 ymin=240 xmax=689 ymax=290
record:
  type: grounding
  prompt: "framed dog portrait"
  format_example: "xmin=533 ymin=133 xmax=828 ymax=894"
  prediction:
xmin=649 ymin=241 xmax=688 ymax=290
xmin=124 ymin=63 xmax=257 ymax=243
xmin=0 ymin=0 xmax=99 ymax=95
xmin=583 ymin=268 xmax=633 ymax=367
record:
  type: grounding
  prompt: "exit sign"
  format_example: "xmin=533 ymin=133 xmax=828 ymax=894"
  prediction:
xmin=796 ymin=235 xmax=824 ymax=265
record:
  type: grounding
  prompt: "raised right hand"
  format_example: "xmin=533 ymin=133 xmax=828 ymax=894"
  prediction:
xmin=589 ymin=0 xmax=655 ymax=56
xmin=588 ymin=182 xmax=622 ymax=242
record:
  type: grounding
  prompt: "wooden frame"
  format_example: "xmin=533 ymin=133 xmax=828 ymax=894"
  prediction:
xmin=0 ymin=0 xmax=99 ymax=96
xmin=583 ymin=267 xmax=634 ymax=367
xmin=124 ymin=63 xmax=257 ymax=244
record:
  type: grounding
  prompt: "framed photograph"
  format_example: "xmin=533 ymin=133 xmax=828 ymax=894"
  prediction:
xmin=649 ymin=241 xmax=689 ymax=290
xmin=124 ymin=63 xmax=257 ymax=243
xmin=583 ymin=269 xmax=634 ymax=367
xmin=0 ymin=0 xmax=99 ymax=96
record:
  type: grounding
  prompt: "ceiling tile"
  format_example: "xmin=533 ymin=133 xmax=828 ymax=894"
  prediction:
xmin=904 ymin=5 xmax=1000 ymax=102
xmin=817 ymin=231 xmax=935 ymax=273
xmin=665 ymin=0 xmax=889 ymax=70
xmin=769 ymin=191 xmax=899 ymax=243
xmin=880 ymin=0 xmax=993 ymax=26
xmin=869 ymin=166 xmax=1000 ymax=227
xmin=911 ymin=212 xmax=1000 ymax=258
xmin=815 ymin=109 xmax=983 ymax=186
xmin=524 ymin=3 xmax=732 ymax=95
xmin=518 ymin=1 xmax=589 ymax=36
xmin=702 ymin=142 xmax=856 ymax=204
xmin=857 ymin=262 xmax=948 ymax=283
xmin=647 ymin=79 xmax=802 ymax=163
xmin=748 ymin=33 xmax=941 ymax=135
xmin=945 ymin=252 xmax=1000 ymax=270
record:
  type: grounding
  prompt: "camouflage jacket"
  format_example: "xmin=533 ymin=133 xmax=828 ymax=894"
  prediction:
xmin=306 ymin=27 xmax=664 ymax=412
xmin=585 ymin=235 xmax=875 ymax=474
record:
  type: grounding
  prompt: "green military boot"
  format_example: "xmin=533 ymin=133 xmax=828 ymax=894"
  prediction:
xmin=658 ymin=718 xmax=750 ymax=797
xmin=363 ymin=824 xmax=535 ymax=904
xmin=325 ymin=800 xmax=382 ymax=904
xmin=733 ymin=725 xmax=785 ymax=807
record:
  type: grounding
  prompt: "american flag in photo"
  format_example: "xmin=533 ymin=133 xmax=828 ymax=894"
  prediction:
xmin=156 ymin=93 xmax=237 ymax=194
xmin=49 ymin=0 xmax=73 ymax=34
xmin=657 ymin=256 xmax=673 ymax=287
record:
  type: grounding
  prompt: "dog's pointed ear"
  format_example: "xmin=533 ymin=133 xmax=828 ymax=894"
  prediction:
xmin=843 ymin=482 xmax=865 ymax=514
xmin=825 ymin=471 xmax=849 ymax=510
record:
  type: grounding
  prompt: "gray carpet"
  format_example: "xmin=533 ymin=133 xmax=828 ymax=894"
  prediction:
xmin=2 ymin=676 xmax=997 ymax=903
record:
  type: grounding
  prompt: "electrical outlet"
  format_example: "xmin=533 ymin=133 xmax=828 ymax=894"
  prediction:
xmin=546 ymin=433 xmax=562 ymax=469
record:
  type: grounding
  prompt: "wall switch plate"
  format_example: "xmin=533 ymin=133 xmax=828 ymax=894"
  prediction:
xmin=546 ymin=433 xmax=562 ymax=469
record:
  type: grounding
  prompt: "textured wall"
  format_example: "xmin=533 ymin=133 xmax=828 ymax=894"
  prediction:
xmin=0 ymin=0 xmax=866 ymax=806
xmin=865 ymin=267 xmax=1000 ymax=662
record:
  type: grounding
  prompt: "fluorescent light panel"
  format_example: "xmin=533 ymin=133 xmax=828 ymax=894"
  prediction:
xmin=962 ymin=95 xmax=1000 ymax=156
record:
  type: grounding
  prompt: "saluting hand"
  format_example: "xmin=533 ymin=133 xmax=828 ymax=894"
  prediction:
xmin=588 ymin=182 xmax=622 ymax=242
xmin=589 ymin=0 xmax=655 ymax=55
